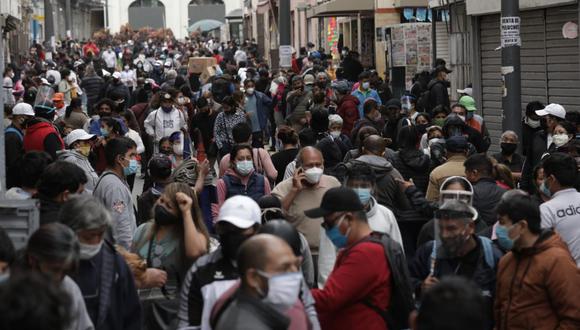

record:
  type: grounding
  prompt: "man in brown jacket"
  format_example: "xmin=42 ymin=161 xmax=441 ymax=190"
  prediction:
xmin=494 ymin=193 xmax=580 ymax=330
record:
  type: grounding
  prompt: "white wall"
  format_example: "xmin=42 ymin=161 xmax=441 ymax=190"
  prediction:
xmin=465 ymin=0 xmax=577 ymax=15
xmin=0 ymin=0 xmax=20 ymax=19
xmin=108 ymin=0 xmax=242 ymax=40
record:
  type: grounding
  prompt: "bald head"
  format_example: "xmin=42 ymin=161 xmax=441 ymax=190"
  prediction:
xmin=296 ymin=146 xmax=323 ymax=168
xmin=362 ymin=135 xmax=387 ymax=156
xmin=238 ymin=234 xmax=293 ymax=275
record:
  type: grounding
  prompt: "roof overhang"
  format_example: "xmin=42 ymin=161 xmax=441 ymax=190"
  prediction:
xmin=307 ymin=0 xmax=375 ymax=18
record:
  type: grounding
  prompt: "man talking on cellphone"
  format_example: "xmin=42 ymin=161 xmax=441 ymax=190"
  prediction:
xmin=272 ymin=146 xmax=341 ymax=287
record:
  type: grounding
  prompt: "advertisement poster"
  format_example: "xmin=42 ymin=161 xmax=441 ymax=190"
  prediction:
xmin=392 ymin=27 xmax=404 ymax=41
xmin=392 ymin=40 xmax=406 ymax=67
xmin=406 ymin=39 xmax=418 ymax=65
xmin=418 ymin=25 xmax=431 ymax=44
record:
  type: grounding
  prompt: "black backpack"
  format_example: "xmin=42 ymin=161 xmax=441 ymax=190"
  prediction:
xmin=416 ymin=88 xmax=432 ymax=113
xmin=361 ymin=232 xmax=415 ymax=330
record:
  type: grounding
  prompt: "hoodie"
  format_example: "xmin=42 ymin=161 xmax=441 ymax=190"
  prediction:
xmin=336 ymin=95 xmax=360 ymax=135
xmin=390 ymin=149 xmax=431 ymax=193
xmin=495 ymin=230 xmax=580 ymax=330
xmin=427 ymin=79 xmax=449 ymax=110
xmin=58 ymin=149 xmax=99 ymax=192
xmin=353 ymin=155 xmax=409 ymax=211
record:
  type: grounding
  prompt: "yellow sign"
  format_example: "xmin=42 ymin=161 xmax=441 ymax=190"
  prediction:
xmin=33 ymin=15 xmax=44 ymax=21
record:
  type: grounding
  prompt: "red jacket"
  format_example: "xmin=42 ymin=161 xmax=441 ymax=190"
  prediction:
xmin=23 ymin=120 xmax=64 ymax=158
xmin=336 ymin=95 xmax=360 ymax=136
xmin=312 ymin=239 xmax=391 ymax=330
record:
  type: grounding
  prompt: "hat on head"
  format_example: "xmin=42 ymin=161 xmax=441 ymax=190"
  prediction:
xmin=445 ymin=135 xmax=468 ymax=152
xmin=457 ymin=87 xmax=473 ymax=96
xmin=65 ymin=129 xmax=96 ymax=147
xmin=435 ymin=200 xmax=475 ymax=220
xmin=535 ymin=103 xmax=566 ymax=120
xmin=161 ymin=92 xmax=173 ymax=101
xmin=217 ymin=195 xmax=261 ymax=229
xmin=52 ymin=93 xmax=64 ymax=102
xmin=435 ymin=65 xmax=452 ymax=74
xmin=459 ymin=95 xmax=477 ymax=111
xmin=112 ymin=71 xmax=122 ymax=79
xmin=331 ymin=80 xmax=350 ymax=94
xmin=304 ymin=187 xmax=364 ymax=218
xmin=12 ymin=103 xmax=35 ymax=116
xmin=303 ymin=74 xmax=315 ymax=85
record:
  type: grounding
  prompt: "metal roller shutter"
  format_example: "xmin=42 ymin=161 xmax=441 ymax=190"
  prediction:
xmin=478 ymin=7 xmax=578 ymax=152
xmin=436 ymin=21 xmax=450 ymax=64
xmin=546 ymin=5 xmax=580 ymax=112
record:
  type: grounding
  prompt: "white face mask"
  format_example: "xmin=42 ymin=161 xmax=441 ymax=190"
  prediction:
xmin=553 ymin=133 xmax=570 ymax=147
xmin=362 ymin=82 xmax=370 ymax=90
xmin=177 ymin=96 xmax=186 ymax=105
xmin=258 ymin=271 xmax=302 ymax=311
xmin=458 ymin=115 xmax=466 ymax=122
xmin=246 ymin=88 xmax=255 ymax=95
xmin=173 ymin=144 xmax=183 ymax=156
xmin=525 ymin=117 xmax=541 ymax=129
xmin=235 ymin=160 xmax=254 ymax=176
xmin=304 ymin=167 xmax=323 ymax=184
xmin=329 ymin=130 xmax=341 ymax=139
xmin=79 ymin=240 xmax=104 ymax=260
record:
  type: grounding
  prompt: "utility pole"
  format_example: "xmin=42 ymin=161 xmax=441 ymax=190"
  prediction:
xmin=44 ymin=0 xmax=54 ymax=50
xmin=278 ymin=0 xmax=292 ymax=68
xmin=0 ymin=15 xmax=6 ymax=196
xmin=501 ymin=0 xmax=521 ymax=142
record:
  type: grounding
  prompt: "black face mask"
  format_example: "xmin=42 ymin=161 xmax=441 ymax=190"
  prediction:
xmin=500 ymin=142 xmax=517 ymax=155
xmin=416 ymin=123 xmax=428 ymax=135
xmin=219 ymin=231 xmax=251 ymax=260
xmin=154 ymin=204 xmax=180 ymax=226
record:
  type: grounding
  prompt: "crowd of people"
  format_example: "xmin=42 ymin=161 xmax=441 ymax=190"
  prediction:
xmin=1 ymin=32 xmax=580 ymax=330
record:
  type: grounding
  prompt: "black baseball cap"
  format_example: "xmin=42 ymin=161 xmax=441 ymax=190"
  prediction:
xmin=304 ymin=187 xmax=364 ymax=218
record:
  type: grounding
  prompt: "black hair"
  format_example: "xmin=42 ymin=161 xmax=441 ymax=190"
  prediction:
xmin=243 ymin=79 xmax=255 ymax=87
xmin=232 ymin=122 xmax=252 ymax=143
xmin=158 ymin=137 xmax=171 ymax=150
xmin=363 ymin=99 xmax=378 ymax=116
xmin=432 ymin=105 xmax=450 ymax=117
xmin=104 ymin=137 xmax=137 ymax=167
xmin=60 ymin=68 xmax=71 ymax=79
xmin=229 ymin=144 xmax=253 ymax=164
xmin=221 ymin=95 xmax=237 ymax=108
xmin=148 ymin=155 xmax=172 ymax=180
xmin=441 ymin=176 xmax=472 ymax=191
xmin=64 ymin=98 xmax=82 ymax=119
xmin=355 ymin=126 xmax=379 ymax=149
xmin=94 ymin=98 xmax=116 ymax=114
xmin=37 ymin=161 xmax=87 ymax=199
xmin=298 ymin=127 xmax=317 ymax=147
xmin=397 ymin=125 xmax=419 ymax=151
xmin=496 ymin=194 xmax=542 ymax=234
xmin=135 ymin=88 xmax=149 ymax=104
xmin=0 ymin=272 xmax=72 ymax=330
xmin=542 ymin=152 xmax=578 ymax=188
xmin=525 ymin=101 xmax=545 ymax=117
xmin=100 ymin=117 xmax=124 ymax=136
xmin=346 ymin=162 xmax=376 ymax=183
xmin=417 ymin=276 xmax=485 ymax=330
xmin=464 ymin=154 xmax=494 ymax=177
xmin=358 ymin=71 xmax=371 ymax=81
xmin=310 ymin=109 xmax=330 ymax=134
xmin=196 ymin=97 xmax=209 ymax=109
xmin=451 ymin=103 xmax=467 ymax=113
xmin=0 ymin=227 xmax=15 ymax=265
xmin=17 ymin=151 xmax=53 ymax=189
xmin=556 ymin=121 xmax=577 ymax=136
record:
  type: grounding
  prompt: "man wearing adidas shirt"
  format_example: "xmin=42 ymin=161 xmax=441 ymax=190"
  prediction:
xmin=539 ymin=153 xmax=580 ymax=266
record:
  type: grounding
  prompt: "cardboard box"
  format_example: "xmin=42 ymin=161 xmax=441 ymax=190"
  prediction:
xmin=188 ymin=57 xmax=217 ymax=74
xmin=199 ymin=66 xmax=217 ymax=84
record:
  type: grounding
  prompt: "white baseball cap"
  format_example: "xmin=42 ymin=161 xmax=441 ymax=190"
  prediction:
xmin=65 ymin=129 xmax=96 ymax=147
xmin=112 ymin=71 xmax=122 ymax=79
xmin=535 ymin=103 xmax=566 ymax=120
xmin=457 ymin=87 xmax=473 ymax=96
xmin=217 ymin=195 xmax=261 ymax=229
xmin=12 ymin=103 xmax=35 ymax=116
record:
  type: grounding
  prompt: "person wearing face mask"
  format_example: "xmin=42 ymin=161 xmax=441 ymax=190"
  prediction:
xmin=93 ymin=137 xmax=138 ymax=249
xmin=550 ymin=121 xmax=576 ymax=153
xmin=2 ymin=67 xmax=16 ymax=105
xmin=334 ymin=80 xmax=360 ymax=136
xmin=539 ymin=153 xmax=580 ymax=266
xmin=409 ymin=200 xmax=502 ymax=330
xmin=351 ymin=71 xmax=382 ymax=118
xmin=58 ymin=129 xmax=99 ymax=192
xmin=328 ymin=114 xmax=352 ymax=158
xmin=58 ymin=195 xmax=142 ymax=330
xmin=144 ymin=90 xmax=188 ymax=154
xmin=426 ymin=65 xmax=451 ymax=111
xmin=272 ymin=146 xmax=341 ymax=279
xmin=316 ymin=71 xmax=337 ymax=107
xmin=137 ymin=155 xmax=173 ymax=225
xmin=210 ymin=234 xmax=313 ymax=330
xmin=216 ymin=145 xmax=271 ymax=216
xmin=521 ymin=101 xmax=544 ymax=157
xmin=286 ymin=75 xmax=313 ymax=132
xmin=120 ymin=64 xmax=136 ymax=92
xmin=458 ymin=96 xmax=489 ymax=138
xmin=390 ymin=125 xmax=431 ymax=193
xmin=491 ymin=131 xmax=524 ymax=180
xmin=177 ymin=195 xmax=261 ymax=329
xmin=214 ymin=96 xmax=248 ymax=159
xmin=243 ymin=79 xmax=272 ymax=148
xmin=494 ymin=193 xmax=580 ymax=329
xmin=420 ymin=126 xmax=445 ymax=161
xmin=57 ymin=69 xmax=78 ymax=105
xmin=19 ymin=223 xmax=95 ymax=330
xmin=5 ymin=103 xmax=34 ymax=188
xmin=521 ymin=103 xmax=566 ymax=193
xmin=401 ymin=94 xmax=419 ymax=124
xmin=305 ymin=187 xmax=394 ymax=330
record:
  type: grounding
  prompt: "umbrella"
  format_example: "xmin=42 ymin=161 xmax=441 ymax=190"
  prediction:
xmin=188 ymin=19 xmax=224 ymax=32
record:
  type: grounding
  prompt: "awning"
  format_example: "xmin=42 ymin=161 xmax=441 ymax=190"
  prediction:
xmin=307 ymin=0 xmax=374 ymax=18
xmin=226 ymin=8 xmax=243 ymax=19
xmin=394 ymin=0 xmax=429 ymax=7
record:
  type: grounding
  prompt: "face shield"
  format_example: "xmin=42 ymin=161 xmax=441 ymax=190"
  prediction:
xmin=433 ymin=207 xmax=475 ymax=266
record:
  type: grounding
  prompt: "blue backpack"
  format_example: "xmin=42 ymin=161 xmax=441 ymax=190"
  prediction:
xmin=5 ymin=127 xmax=23 ymax=141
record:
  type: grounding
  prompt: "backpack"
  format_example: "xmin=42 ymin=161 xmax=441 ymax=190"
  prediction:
xmin=416 ymin=88 xmax=432 ymax=113
xmin=5 ymin=127 xmax=23 ymax=141
xmin=360 ymin=232 xmax=415 ymax=330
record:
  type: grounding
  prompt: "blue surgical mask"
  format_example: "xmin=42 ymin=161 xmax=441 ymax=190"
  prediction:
xmin=495 ymin=225 xmax=514 ymax=250
xmin=353 ymin=188 xmax=372 ymax=205
xmin=123 ymin=159 xmax=138 ymax=176
xmin=100 ymin=127 xmax=109 ymax=137
xmin=235 ymin=160 xmax=254 ymax=176
xmin=540 ymin=181 xmax=552 ymax=198
xmin=362 ymin=82 xmax=370 ymax=90
xmin=326 ymin=225 xmax=347 ymax=249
